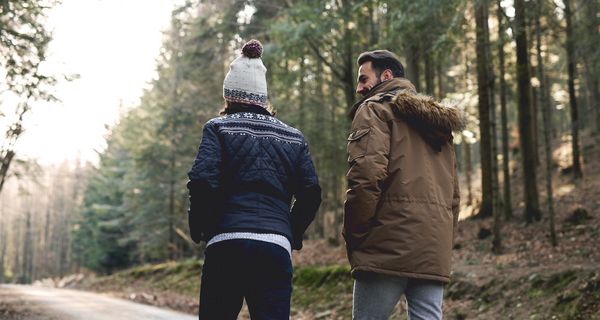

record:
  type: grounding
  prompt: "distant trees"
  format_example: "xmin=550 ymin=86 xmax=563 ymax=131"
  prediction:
xmin=0 ymin=161 xmax=88 ymax=283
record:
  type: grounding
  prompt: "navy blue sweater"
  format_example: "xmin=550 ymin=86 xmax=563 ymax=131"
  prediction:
xmin=187 ymin=106 xmax=321 ymax=250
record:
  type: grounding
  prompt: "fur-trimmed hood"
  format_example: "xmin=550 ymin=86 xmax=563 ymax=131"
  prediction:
xmin=351 ymin=78 xmax=464 ymax=152
xmin=392 ymin=91 xmax=464 ymax=133
xmin=392 ymin=90 xmax=464 ymax=152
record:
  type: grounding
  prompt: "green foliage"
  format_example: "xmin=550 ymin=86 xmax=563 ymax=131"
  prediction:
xmin=72 ymin=131 xmax=136 ymax=274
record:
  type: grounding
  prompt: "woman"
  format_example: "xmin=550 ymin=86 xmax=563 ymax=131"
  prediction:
xmin=187 ymin=39 xmax=321 ymax=319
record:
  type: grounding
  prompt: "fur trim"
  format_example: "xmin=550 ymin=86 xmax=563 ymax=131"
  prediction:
xmin=391 ymin=91 xmax=465 ymax=152
xmin=392 ymin=91 xmax=465 ymax=132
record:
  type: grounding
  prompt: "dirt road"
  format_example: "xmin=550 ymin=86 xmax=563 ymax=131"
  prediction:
xmin=0 ymin=284 xmax=197 ymax=320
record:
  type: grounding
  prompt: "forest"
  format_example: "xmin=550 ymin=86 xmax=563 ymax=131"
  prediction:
xmin=1 ymin=0 xmax=599 ymax=318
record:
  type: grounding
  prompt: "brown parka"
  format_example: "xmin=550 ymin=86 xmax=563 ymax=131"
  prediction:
xmin=343 ymin=78 xmax=463 ymax=283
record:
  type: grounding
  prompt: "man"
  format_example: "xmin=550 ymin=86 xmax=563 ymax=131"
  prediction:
xmin=343 ymin=50 xmax=462 ymax=319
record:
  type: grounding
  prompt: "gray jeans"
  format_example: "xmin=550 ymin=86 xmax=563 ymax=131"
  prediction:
xmin=352 ymin=272 xmax=444 ymax=320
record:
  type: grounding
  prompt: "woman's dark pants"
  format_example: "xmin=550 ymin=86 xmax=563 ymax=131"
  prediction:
xmin=198 ymin=239 xmax=292 ymax=320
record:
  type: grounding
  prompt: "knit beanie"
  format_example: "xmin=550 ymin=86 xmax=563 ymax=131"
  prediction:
xmin=223 ymin=39 xmax=268 ymax=107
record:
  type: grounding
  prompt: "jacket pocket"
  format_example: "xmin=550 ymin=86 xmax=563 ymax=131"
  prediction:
xmin=347 ymin=128 xmax=371 ymax=163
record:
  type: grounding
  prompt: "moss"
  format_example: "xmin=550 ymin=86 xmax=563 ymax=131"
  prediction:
xmin=293 ymin=265 xmax=351 ymax=288
xmin=530 ymin=270 xmax=578 ymax=295
xmin=546 ymin=272 xmax=600 ymax=320
xmin=546 ymin=271 xmax=578 ymax=293
xmin=479 ymin=278 xmax=502 ymax=304
xmin=445 ymin=279 xmax=480 ymax=300
xmin=291 ymin=265 xmax=353 ymax=317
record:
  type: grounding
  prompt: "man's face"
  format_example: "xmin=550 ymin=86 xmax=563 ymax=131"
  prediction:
xmin=356 ymin=61 xmax=380 ymax=96
xmin=356 ymin=61 xmax=392 ymax=96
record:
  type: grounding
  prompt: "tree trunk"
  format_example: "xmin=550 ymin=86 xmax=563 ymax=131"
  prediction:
xmin=368 ymin=3 xmax=378 ymax=46
xmin=299 ymin=54 xmax=306 ymax=130
xmin=330 ymin=83 xmax=340 ymax=245
xmin=0 ymin=203 xmax=5 ymax=283
xmin=425 ymin=49 xmax=435 ymax=95
xmin=406 ymin=42 xmax=421 ymax=92
xmin=475 ymin=0 xmax=494 ymax=219
xmin=583 ymin=0 xmax=600 ymax=133
xmin=21 ymin=210 xmax=33 ymax=283
xmin=0 ymin=238 xmax=5 ymax=283
xmin=0 ymin=150 xmax=15 ymax=195
xmin=497 ymin=0 xmax=513 ymax=220
xmin=313 ymin=59 xmax=325 ymax=238
xmin=463 ymin=138 xmax=473 ymax=206
xmin=13 ymin=215 xmax=21 ymax=280
xmin=583 ymin=65 xmax=600 ymax=133
xmin=490 ymin=57 xmax=502 ymax=253
xmin=564 ymin=0 xmax=583 ymax=179
xmin=168 ymin=28 xmax=183 ymax=260
xmin=531 ymin=85 xmax=540 ymax=165
xmin=342 ymin=0 xmax=355 ymax=110
xmin=437 ymin=62 xmax=445 ymax=99
xmin=515 ymin=0 xmax=542 ymax=223
xmin=536 ymin=0 xmax=557 ymax=246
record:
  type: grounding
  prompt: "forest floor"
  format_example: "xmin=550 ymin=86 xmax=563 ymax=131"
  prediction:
xmin=31 ymin=132 xmax=600 ymax=319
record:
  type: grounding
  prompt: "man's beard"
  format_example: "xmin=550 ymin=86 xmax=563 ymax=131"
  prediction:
xmin=362 ymin=76 xmax=383 ymax=96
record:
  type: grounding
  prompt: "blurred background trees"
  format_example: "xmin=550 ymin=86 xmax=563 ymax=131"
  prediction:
xmin=1 ymin=0 xmax=598 ymax=279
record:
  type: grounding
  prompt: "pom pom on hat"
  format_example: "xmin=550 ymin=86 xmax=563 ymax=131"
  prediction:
xmin=241 ymin=39 xmax=263 ymax=58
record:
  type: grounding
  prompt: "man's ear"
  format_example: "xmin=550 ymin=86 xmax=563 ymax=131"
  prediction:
xmin=381 ymin=69 xmax=393 ymax=81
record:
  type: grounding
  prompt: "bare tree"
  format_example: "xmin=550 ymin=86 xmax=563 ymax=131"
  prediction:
xmin=475 ymin=0 xmax=494 ymax=219
xmin=515 ymin=0 xmax=542 ymax=223
xmin=535 ymin=0 xmax=557 ymax=246
xmin=564 ymin=0 xmax=583 ymax=179
xmin=497 ymin=0 xmax=513 ymax=220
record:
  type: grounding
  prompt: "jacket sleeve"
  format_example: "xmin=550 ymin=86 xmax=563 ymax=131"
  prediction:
xmin=451 ymin=151 xmax=460 ymax=245
xmin=343 ymin=103 xmax=391 ymax=252
xmin=290 ymin=141 xmax=322 ymax=250
xmin=187 ymin=121 xmax=222 ymax=244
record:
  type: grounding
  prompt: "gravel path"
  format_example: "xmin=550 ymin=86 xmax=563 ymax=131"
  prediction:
xmin=0 ymin=284 xmax=197 ymax=320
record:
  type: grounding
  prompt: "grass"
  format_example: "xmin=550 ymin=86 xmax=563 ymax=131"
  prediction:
xmin=86 ymin=258 xmax=203 ymax=297
xmin=292 ymin=265 xmax=353 ymax=316
xmin=81 ymin=259 xmax=600 ymax=319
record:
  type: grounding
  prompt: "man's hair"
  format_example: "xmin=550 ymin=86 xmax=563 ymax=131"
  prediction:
xmin=357 ymin=50 xmax=405 ymax=78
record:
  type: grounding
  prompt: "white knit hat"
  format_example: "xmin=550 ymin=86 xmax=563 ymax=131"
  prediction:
xmin=223 ymin=39 xmax=268 ymax=107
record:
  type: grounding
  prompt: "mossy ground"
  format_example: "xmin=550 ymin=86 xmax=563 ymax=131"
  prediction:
xmin=75 ymin=252 xmax=600 ymax=319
